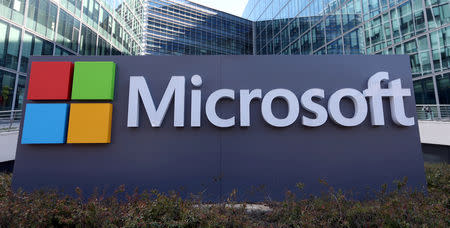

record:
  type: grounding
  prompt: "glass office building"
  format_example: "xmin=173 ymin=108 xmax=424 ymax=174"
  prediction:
xmin=1 ymin=0 xmax=448 ymax=119
xmin=244 ymin=0 xmax=450 ymax=117
xmin=0 ymin=0 xmax=144 ymax=112
xmin=145 ymin=0 xmax=253 ymax=55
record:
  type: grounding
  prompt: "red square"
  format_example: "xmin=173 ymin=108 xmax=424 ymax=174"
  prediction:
xmin=27 ymin=62 xmax=74 ymax=100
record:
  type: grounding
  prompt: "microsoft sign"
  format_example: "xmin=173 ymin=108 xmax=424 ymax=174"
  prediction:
xmin=13 ymin=55 xmax=426 ymax=201
xmin=127 ymin=72 xmax=414 ymax=128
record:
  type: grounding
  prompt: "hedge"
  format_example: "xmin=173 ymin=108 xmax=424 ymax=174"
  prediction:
xmin=0 ymin=163 xmax=448 ymax=227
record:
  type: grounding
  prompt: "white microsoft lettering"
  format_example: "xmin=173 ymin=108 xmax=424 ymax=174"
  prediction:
xmin=261 ymin=89 xmax=299 ymax=127
xmin=127 ymin=76 xmax=185 ymax=127
xmin=240 ymin=89 xmax=262 ymax=127
xmin=127 ymin=73 xmax=415 ymax=128
xmin=300 ymin=89 xmax=328 ymax=127
xmin=328 ymin=88 xmax=368 ymax=127
xmin=190 ymin=75 xmax=202 ymax=127
xmin=206 ymin=89 xmax=235 ymax=128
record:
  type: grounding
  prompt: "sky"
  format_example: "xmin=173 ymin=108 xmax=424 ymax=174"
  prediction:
xmin=189 ymin=0 xmax=249 ymax=17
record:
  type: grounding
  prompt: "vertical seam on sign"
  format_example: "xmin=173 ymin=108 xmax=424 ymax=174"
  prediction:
xmin=110 ymin=63 xmax=116 ymax=100
xmin=64 ymin=104 xmax=70 ymax=143
xmin=218 ymin=56 xmax=223 ymax=201
xmin=108 ymin=104 xmax=113 ymax=143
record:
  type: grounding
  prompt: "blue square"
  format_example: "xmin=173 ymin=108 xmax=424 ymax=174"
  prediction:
xmin=21 ymin=104 xmax=69 ymax=144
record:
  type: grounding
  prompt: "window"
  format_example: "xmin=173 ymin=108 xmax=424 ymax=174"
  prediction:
xmin=289 ymin=18 xmax=299 ymax=43
xmin=311 ymin=21 xmax=325 ymax=51
xmin=59 ymin=0 xmax=82 ymax=17
xmin=20 ymin=32 xmax=53 ymax=72
xmin=0 ymin=69 xmax=16 ymax=111
xmin=57 ymin=10 xmax=80 ymax=52
xmin=79 ymin=25 xmax=97 ymax=55
xmin=0 ymin=20 xmax=21 ymax=70
xmin=0 ymin=0 xmax=25 ymax=24
xmin=327 ymin=38 xmax=343 ymax=54
xmin=326 ymin=15 xmax=342 ymax=43
xmin=399 ymin=2 xmax=414 ymax=38
xmin=26 ymin=0 xmax=57 ymax=39
xmin=99 ymin=7 xmax=112 ymax=39
xmin=289 ymin=39 xmax=300 ymax=54
xmin=426 ymin=2 xmax=450 ymax=29
xmin=82 ymin=0 xmax=100 ymax=29
xmin=300 ymin=31 xmax=311 ymax=54
xmin=436 ymin=73 xmax=450 ymax=104
xmin=344 ymin=29 xmax=364 ymax=54
xmin=97 ymin=37 xmax=111 ymax=55
xmin=14 ymin=75 xmax=25 ymax=110
xmin=414 ymin=77 xmax=437 ymax=104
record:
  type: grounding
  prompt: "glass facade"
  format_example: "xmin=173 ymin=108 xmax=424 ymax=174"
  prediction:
xmin=0 ymin=0 xmax=143 ymax=112
xmin=145 ymin=0 xmax=253 ymax=55
xmin=1 ymin=0 xmax=449 ymax=118
xmin=244 ymin=0 xmax=450 ymax=111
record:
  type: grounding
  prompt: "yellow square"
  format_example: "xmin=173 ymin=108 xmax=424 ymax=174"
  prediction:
xmin=67 ymin=103 xmax=112 ymax=144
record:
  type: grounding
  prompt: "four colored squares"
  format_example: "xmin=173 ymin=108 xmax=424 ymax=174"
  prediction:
xmin=21 ymin=61 xmax=116 ymax=144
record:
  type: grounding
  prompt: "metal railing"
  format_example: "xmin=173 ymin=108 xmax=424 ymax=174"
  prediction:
xmin=0 ymin=110 xmax=22 ymax=132
xmin=416 ymin=105 xmax=450 ymax=121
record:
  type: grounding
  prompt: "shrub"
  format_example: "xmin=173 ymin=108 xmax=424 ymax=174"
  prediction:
xmin=0 ymin=163 xmax=448 ymax=227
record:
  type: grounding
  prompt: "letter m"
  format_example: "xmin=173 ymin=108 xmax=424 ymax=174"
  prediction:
xmin=127 ymin=76 xmax=185 ymax=127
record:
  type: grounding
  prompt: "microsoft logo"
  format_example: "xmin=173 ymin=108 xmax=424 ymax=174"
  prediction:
xmin=21 ymin=61 xmax=116 ymax=144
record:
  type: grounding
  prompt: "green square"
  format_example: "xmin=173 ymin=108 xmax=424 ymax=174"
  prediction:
xmin=71 ymin=62 xmax=116 ymax=100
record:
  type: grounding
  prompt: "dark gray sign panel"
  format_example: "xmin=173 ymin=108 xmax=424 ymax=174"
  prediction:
xmin=12 ymin=55 xmax=426 ymax=201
